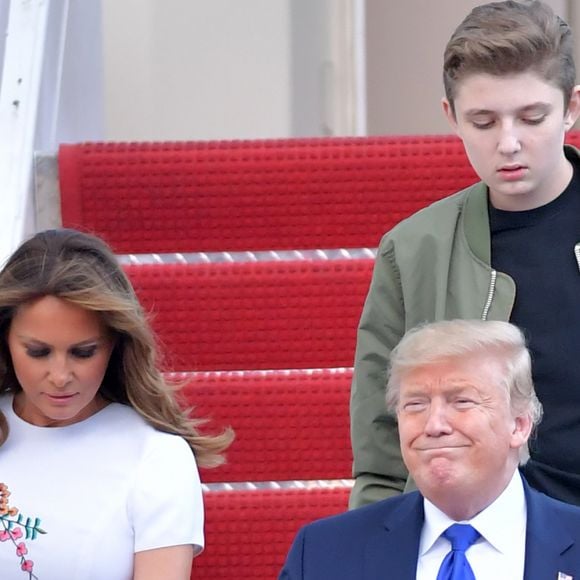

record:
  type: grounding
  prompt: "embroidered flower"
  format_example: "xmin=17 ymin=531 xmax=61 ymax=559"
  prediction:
xmin=0 ymin=483 xmax=44 ymax=579
xmin=0 ymin=483 xmax=17 ymax=517
xmin=16 ymin=542 xmax=27 ymax=556
xmin=0 ymin=482 xmax=16 ymax=517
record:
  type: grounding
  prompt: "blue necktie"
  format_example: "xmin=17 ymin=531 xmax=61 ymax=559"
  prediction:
xmin=436 ymin=523 xmax=480 ymax=580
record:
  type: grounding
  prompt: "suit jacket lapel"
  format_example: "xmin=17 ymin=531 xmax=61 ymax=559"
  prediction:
xmin=363 ymin=492 xmax=424 ymax=580
xmin=523 ymin=480 xmax=575 ymax=580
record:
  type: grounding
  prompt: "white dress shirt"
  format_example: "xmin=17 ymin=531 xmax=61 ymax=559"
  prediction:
xmin=416 ymin=470 xmax=527 ymax=580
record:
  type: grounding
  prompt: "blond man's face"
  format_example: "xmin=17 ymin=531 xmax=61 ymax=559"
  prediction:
xmin=397 ymin=352 xmax=531 ymax=517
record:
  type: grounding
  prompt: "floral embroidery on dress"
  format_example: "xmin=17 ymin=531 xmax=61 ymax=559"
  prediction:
xmin=0 ymin=483 xmax=46 ymax=579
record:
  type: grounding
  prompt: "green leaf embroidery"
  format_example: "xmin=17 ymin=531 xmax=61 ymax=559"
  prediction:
xmin=0 ymin=514 xmax=46 ymax=540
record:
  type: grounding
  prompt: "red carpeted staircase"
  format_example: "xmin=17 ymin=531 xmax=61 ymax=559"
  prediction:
xmin=57 ymin=132 xmax=580 ymax=578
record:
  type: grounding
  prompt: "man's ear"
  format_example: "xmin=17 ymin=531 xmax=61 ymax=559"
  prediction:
xmin=564 ymin=85 xmax=580 ymax=130
xmin=442 ymin=98 xmax=459 ymax=134
xmin=510 ymin=413 xmax=533 ymax=451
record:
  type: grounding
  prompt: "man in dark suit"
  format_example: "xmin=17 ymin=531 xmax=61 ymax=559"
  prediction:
xmin=280 ymin=320 xmax=580 ymax=579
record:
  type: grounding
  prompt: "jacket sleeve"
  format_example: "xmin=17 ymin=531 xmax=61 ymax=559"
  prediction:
xmin=349 ymin=236 xmax=410 ymax=508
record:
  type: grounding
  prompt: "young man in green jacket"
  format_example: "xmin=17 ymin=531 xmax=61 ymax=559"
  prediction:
xmin=350 ymin=0 xmax=580 ymax=508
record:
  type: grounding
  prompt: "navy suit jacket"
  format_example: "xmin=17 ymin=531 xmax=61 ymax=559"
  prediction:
xmin=279 ymin=479 xmax=580 ymax=579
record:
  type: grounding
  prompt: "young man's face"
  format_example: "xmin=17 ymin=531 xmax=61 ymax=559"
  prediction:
xmin=443 ymin=71 xmax=580 ymax=211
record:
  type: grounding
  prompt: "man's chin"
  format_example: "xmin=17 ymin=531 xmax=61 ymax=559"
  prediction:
xmin=416 ymin=460 xmax=461 ymax=490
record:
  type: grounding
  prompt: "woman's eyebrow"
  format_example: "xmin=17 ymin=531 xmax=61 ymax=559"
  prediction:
xmin=15 ymin=334 xmax=103 ymax=347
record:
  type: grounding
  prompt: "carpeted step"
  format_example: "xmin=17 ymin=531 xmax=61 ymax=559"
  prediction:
xmin=175 ymin=368 xmax=352 ymax=483
xmin=59 ymin=134 xmax=481 ymax=253
xmin=193 ymin=485 xmax=351 ymax=580
xmin=125 ymin=258 xmax=373 ymax=371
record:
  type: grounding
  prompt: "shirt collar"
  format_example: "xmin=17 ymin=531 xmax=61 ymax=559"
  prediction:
xmin=420 ymin=470 xmax=526 ymax=556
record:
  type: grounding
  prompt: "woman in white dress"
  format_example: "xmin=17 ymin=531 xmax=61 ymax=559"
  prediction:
xmin=0 ymin=228 xmax=233 ymax=580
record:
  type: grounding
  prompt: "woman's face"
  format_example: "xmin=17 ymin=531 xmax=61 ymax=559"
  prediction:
xmin=7 ymin=295 xmax=115 ymax=427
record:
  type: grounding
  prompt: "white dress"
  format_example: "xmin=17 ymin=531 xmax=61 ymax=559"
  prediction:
xmin=0 ymin=395 xmax=204 ymax=580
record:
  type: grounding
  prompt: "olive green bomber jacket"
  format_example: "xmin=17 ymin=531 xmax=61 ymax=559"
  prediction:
xmin=349 ymin=179 xmax=518 ymax=509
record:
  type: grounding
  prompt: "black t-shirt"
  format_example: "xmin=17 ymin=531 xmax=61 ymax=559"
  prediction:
xmin=489 ymin=162 xmax=580 ymax=505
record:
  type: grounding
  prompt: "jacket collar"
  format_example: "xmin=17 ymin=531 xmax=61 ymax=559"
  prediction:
xmin=523 ymin=478 xmax=575 ymax=580
xmin=462 ymin=180 xmax=490 ymax=263
xmin=361 ymin=492 xmax=424 ymax=579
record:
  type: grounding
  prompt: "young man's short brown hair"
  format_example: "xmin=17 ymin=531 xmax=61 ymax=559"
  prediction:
xmin=443 ymin=0 xmax=576 ymax=113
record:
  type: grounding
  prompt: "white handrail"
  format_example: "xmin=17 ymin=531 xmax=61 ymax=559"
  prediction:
xmin=0 ymin=0 xmax=51 ymax=265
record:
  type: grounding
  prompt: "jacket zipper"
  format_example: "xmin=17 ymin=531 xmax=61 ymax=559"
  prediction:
xmin=481 ymin=269 xmax=497 ymax=320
